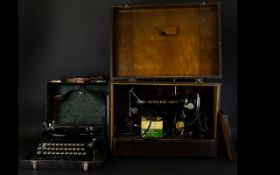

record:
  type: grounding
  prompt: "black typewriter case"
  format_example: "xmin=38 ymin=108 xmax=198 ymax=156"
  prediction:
xmin=19 ymin=81 xmax=109 ymax=171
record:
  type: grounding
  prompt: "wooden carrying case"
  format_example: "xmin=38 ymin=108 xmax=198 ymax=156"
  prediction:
xmin=110 ymin=3 xmax=221 ymax=157
xmin=20 ymin=79 xmax=109 ymax=171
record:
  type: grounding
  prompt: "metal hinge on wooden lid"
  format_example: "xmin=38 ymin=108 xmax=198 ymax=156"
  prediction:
xmin=195 ymin=78 xmax=204 ymax=83
xmin=128 ymin=78 xmax=137 ymax=82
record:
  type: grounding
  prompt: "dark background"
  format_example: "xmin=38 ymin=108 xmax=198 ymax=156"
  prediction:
xmin=18 ymin=0 xmax=237 ymax=173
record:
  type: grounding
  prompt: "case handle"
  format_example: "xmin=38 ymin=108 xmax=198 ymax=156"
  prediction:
xmin=158 ymin=26 xmax=178 ymax=36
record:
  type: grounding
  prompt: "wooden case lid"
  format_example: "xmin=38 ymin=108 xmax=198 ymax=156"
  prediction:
xmin=112 ymin=3 xmax=221 ymax=79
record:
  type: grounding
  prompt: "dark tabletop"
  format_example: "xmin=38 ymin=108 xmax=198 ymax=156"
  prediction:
xmin=19 ymin=138 xmax=237 ymax=175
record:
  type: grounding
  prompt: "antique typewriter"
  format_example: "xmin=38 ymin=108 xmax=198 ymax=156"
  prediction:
xmin=20 ymin=77 xmax=108 ymax=171
xmin=34 ymin=126 xmax=104 ymax=162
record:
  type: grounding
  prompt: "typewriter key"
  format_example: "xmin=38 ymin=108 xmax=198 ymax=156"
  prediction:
xmin=55 ymin=148 xmax=59 ymax=151
xmin=42 ymin=143 xmax=47 ymax=147
xmin=43 ymin=151 xmax=47 ymax=155
xmin=56 ymin=152 xmax=60 ymax=155
xmin=72 ymin=148 xmax=76 ymax=151
xmin=55 ymin=143 xmax=59 ymax=146
xmin=68 ymin=148 xmax=73 ymax=151
xmin=74 ymin=152 xmax=77 ymax=155
xmin=38 ymin=143 xmax=42 ymax=147
xmin=51 ymin=148 xmax=55 ymax=151
xmin=65 ymin=152 xmax=69 ymax=155
xmin=51 ymin=143 xmax=55 ymax=146
xmin=42 ymin=147 xmax=47 ymax=150
xmin=82 ymin=152 xmax=87 ymax=155
xmin=51 ymin=152 xmax=56 ymax=155
xmin=59 ymin=143 xmax=63 ymax=146
xmin=37 ymin=147 xmax=42 ymax=150
xmin=81 ymin=148 xmax=85 ymax=151
xmin=47 ymin=143 xmax=51 ymax=146
xmin=47 ymin=151 xmax=51 ymax=155
xmin=81 ymin=143 xmax=85 ymax=147
xmin=76 ymin=143 xmax=80 ymax=147
xmin=36 ymin=151 xmax=42 ymax=155
xmin=68 ymin=143 xmax=73 ymax=146
xmin=47 ymin=147 xmax=51 ymax=150
xmin=78 ymin=152 xmax=82 ymax=155
xmin=72 ymin=143 xmax=76 ymax=147
xmin=61 ymin=152 xmax=64 ymax=155
xmin=60 ymin=148 xmax=64 ymax=151
xmin=69 ymin=152 xmax=73 ymax=155
xmin=77 ymin=148 xmax=81 ymax=151
xmin=63 ymin=143 xmax=68 ymax=146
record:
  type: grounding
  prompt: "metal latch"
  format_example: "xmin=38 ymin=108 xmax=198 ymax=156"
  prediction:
xmin=31 ymin=160 xmax=38 ymax=170
xmin=82 ymin=162 xmax=89 ymax=172
xmin=195 ymin=78 xmax=204 ymax=83
xmin=124 ymin=4 xmax=129 ymax=8
xmin=201 ymin=0 xmax=207 ymax=6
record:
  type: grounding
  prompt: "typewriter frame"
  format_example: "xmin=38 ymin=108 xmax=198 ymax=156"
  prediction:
xmin=19 ymin=81 xmax=109 ymax=171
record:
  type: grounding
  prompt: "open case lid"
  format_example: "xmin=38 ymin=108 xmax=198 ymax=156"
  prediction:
xmin=111 ymin=3 xmax=221 ymax=79
xmin=47 ymin=78 xmax=108 ymax=129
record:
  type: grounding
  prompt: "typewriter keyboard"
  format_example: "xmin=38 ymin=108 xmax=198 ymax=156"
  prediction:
xmin=35 ymin=141 xmax=94 ymax=161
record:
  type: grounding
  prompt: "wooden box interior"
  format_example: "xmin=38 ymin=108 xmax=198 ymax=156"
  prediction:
xmin=112 ymin=4 xmax=221 ymax=78
xmin=110 ymin=82 xmax=220 ymax=157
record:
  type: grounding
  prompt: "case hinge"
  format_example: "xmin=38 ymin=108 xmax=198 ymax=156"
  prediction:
xmin=195 ymin=78 xmax=204 ymax=83
xmin=128 ymin=78 xmax=137 ymax=82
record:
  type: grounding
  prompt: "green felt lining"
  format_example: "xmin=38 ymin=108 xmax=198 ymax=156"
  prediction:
xmin=56 ymin=90 xmax=106 ymax=126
